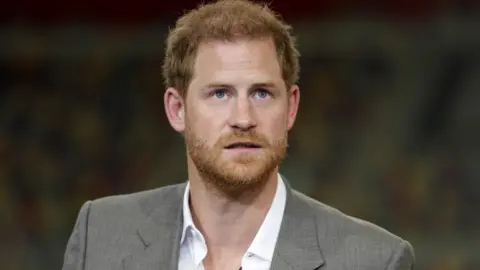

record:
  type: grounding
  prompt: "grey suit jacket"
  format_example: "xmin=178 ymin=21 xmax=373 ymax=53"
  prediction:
xmin=62 ymin=181 xmax=415 ymax=270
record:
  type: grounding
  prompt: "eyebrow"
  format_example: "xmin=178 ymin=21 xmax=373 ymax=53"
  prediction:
xmin=204 ymin=82 xmax=277 ymax=90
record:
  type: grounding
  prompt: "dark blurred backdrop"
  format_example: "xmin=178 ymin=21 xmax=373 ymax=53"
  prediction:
xmin=0 ymin=0 xmax=479 ymax=269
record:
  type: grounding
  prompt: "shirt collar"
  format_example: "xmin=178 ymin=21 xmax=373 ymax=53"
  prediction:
xmin=180 ymin=182 xmax=195 ymax=244
xmin=180 ymin=174 xmax=287 ymax=262
xmin=245 ymin=174 xmax=286 ymax=261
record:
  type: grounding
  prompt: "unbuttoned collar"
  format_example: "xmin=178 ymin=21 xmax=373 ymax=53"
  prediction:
xmin=180 ymin=174 xmax=287 ymax=263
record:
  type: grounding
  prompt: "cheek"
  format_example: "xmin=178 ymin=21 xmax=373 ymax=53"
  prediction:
xmin=262 ymin=112 xmax=289 ymax=138
xmin=186 ymin=111 xmax=223 ymax=143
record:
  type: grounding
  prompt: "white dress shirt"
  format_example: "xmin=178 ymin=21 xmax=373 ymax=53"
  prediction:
xmin=178 ymin=174 xmax=287 ymax=270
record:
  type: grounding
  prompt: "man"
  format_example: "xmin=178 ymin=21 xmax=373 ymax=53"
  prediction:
xmin=62 ymin=0 xmax=415 ymax=269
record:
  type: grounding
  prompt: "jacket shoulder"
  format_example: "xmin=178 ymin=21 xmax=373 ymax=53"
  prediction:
xmin=292 ymin=189 xmax=407 ymax=247
xmin=87 ymin=183 xmax=186 ymax=219
xmin=291 ymin=190 xmax=415 ymax=268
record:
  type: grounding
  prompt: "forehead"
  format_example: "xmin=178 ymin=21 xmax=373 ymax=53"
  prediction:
xmin=191 ymin=38 xmax=283 ymax=86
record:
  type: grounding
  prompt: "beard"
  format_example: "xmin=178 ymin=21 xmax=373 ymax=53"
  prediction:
xmin=185 ymin=124 xmax=288 ymax=196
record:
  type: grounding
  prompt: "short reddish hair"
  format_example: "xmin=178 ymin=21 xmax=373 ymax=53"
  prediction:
xmin=162 ymin=0 xmax=300 ymax=97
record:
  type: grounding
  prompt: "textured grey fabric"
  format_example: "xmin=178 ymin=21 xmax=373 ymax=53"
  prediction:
xmin=62 ymin=180 xmax=415 ymax=270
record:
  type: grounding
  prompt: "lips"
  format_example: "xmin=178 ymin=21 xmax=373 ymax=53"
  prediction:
xmin=224 ymin=142 xmax=261 ymax=149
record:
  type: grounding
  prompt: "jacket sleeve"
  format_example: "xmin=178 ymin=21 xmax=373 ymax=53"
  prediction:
xmin=62 ymin=201 xmax=92 ymax=270
xmin=386 ymin=240 xmax=415 ymax=270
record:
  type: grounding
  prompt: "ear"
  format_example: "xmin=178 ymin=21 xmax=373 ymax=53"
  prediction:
xmin=164 ymin=87 xmax=185 ymax=132
xmin=287 ymin=84 xmax=300 ymax=130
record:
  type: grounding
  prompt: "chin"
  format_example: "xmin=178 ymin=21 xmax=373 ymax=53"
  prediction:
xmin=196 ymin=159 xmax=278 ymax=196
xmin=219 ymin=162 xmax=273 ymax=184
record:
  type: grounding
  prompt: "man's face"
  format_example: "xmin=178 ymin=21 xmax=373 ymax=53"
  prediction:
xmin=171 ymin=38 xmax=299 ymax=192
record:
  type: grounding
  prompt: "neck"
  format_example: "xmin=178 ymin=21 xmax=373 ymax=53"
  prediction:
xmin=187 ymin=165 xmax=279 ymax=255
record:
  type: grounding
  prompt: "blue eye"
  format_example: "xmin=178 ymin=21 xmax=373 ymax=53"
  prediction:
xmin=214 ymin=90 xmax=227 ymax=99
xmin=255 ymin=90 xmax=270 ymax=99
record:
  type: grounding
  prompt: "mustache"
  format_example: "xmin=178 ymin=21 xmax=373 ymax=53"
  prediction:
xmin=217 ymin=130 xmax=269 ymax=147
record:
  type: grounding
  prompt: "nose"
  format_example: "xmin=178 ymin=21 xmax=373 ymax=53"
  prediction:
xmin=229 ymin=95 xmax=256 ymax=131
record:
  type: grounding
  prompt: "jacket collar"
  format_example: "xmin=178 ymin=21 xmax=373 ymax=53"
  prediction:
xmin=128 ymin=176 xmax=325 ymax=270
xmin=271 ymin=177 xmax=325 ymax=270
xmin=124 ymin=185 xmax=185 ymax=270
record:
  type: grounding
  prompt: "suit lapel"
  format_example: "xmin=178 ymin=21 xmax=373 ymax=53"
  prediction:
xmin=272 ymin=178 xmax=325 ymax=270
xmin=123 ymin=184 xmax=186 ymax=270
xmin=120 ymin=178 xmax=325 ymax=270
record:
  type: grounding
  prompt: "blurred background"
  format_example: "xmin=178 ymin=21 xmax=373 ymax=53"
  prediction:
xmin=0 ymin=0 xmax=479 ymax=269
